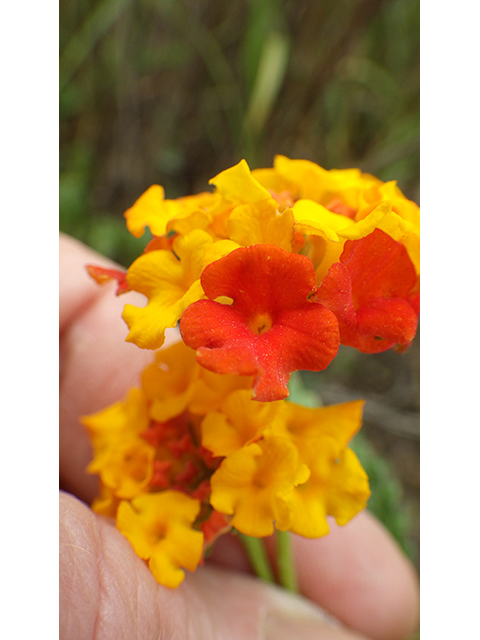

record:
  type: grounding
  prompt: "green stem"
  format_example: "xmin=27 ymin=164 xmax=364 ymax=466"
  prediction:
xmin=275 ymin=530 xmax=298 ymax=593
xmin=236 ymin=532 xmax=275 ymax=584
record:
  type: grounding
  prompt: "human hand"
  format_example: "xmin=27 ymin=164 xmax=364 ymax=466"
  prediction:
xmin=59 ymin=233 xmax=419 ymax=640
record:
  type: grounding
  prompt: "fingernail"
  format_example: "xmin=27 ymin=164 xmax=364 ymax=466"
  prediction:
xmin=261 ymin=586 xmax=348 ymax=640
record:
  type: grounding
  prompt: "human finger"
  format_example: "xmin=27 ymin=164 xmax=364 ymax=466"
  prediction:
xmin=60 ymin=491 xmax=368 ymax=640
xmin=209 ymin=511 xmax=419 ymax=640
xmin=59 ymin=233 xmax=157 ymax=501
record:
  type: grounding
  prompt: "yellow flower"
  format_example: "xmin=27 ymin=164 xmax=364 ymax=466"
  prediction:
xmin=292 ymin=198 xmax=356 ymax=241
xmin=124 ymin=159 xmax=281 ymax=244
xmin=210 ymin=435 xmax=310 ymax=537
xmin=124 ymin=185 xmax=167 ymax=238
xmin=116 ymin=491 xmax=203 ymax=588
xmin=81 ymin=387 xmax=150 ymax=453
xmin=250 ymin=166 xmax=297 ymax=196
xmin=209 ymin=159 xmax=272 ymax=205
xmin=201 ymin=389 xmax=284 ymax=457
xmin=141 ymin=341 xmax=200 ymax=422
xmin=283 ymin=438 xmax=370 ymax=538
xmin=324 ymin=446 xmax=371 ymax=526
xmin=278 ymin=436 xmax=370 ymax=538
xmin=340 ymin=190 xmax=420 ymax=273
xmin=122 ymin=229 xmax=212 ymax=349
xmin=188 ymin=368 xmax=253 ymax=416
xmin=90 ymin=485 xmax=120 ymax=518
xmin=279 ymin=399 xmax=365 ymax=448
xmin=82 ymin=388 xmax=154 ymax=501
xmin=87 ymin=437 xmax=155 ymax=499
xmin=357 ymin=180 xmax=420 ymax=229
xmin=139 ymin=341 xmax=253 ymax=422
xmin=124 ymin=185 xmax=222 ymax=239
xmin=269 ymin=155 xmax=380 ymax=207
xmin=271 ymin=400 xmax=370 ymax=537
xmin=252 ymin=156 xmax=419 ymax=277
xmin=227 ymin=198 xmax=295 ymax=252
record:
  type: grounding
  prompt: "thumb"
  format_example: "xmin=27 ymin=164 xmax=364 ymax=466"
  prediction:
xmin=60 ymin=491 xmax=367 ymax=640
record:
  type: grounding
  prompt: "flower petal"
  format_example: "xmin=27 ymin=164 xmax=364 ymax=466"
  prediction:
xmin=209 ymin=159 xmax=271 ymax=204
xmin=227 ymin=199 xmax=295 ymax=251
xmin=292 ymin=199 xmax=354 ymax=241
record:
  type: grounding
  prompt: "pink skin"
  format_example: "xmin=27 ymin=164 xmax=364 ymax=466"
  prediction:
xmin=59 ymin=234 xmax=419 ymax=640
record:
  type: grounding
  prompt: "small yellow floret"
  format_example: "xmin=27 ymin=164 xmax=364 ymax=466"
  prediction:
xmin=201 ymin=389 xmax=284 ymax=457
xmin=81 ymin=387 xmax=150 ymax=452
xmin=210 ymin=435 xmax=309 ymax=537
xmin=117 ymin=491 xmax=203 ymax=588
xmin=122 ymin=229 xmax=212 ymax=350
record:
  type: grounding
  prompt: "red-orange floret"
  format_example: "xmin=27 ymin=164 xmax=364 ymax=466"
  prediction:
xmin=180 ymin=244 xmax=340 ymax=401
xmin=313 ymin=229 xmax=419 ymax=353
xmin=86 ymin=265 xmax=131 ymax=295
xmin=200 ymin=510 xmax=231 ymax=546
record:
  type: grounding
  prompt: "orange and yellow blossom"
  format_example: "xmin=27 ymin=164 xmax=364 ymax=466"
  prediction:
xmin=278 ymin=436 xmax=370 ymax=538
xmin=227 ymin=198 xmax=295 ymax=252
xmin=122 ymin=229 xmax=212 ymax=350
xmin=140 ymin=341 xmax=200 ymax=422
xmin=124 ymin=184 xmax=225 ymax=240
xmin=211 ymin=158 xmax=419 ymax=286
xmin=87 ymin=437 xmax=155 ymax=500
xmin=200 ymin=389 xmax=284 ymax=457
xmin=250 ymin=156 xmax=419 ymax=278
xmin=123 ymin=159 xmax=275 ymax=244
xmin=81 ymin=388 xmax=155 ymax=500
xmin=274 ymin=399 xmax=370 ymax=537
xmin=140 ymin=339 xmax=252 ymax=422
xmin=81 ymin=345 xmax=371 ymax=584
xmin=255 ymin=155 xmax=380 ymax=209
xmin=209 ymin=434 xmax=310 ymax=537
xmin=116 ymin=491 xmax=204 ymax=588
xmin=81 ymin=154 xmax=420 ymax=589
xmin=254 ymin=155 xmax=418 ymax=231
xmin=82 ymin=387 xmax=150 ymax=452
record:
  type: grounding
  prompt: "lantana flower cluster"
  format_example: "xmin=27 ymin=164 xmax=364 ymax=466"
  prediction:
xmin=83 ymin=156 xmax=420 ymax=588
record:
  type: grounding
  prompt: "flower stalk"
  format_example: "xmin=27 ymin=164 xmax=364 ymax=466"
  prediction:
xmin=275 ymin=529 xmax=298 ymax=593
xmin=236 ymin=531 xmax=275 ymax=584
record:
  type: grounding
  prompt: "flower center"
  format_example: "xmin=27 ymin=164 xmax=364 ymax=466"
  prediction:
xmin=326 ymin=197 xmax=357 ymax=219
xmin=250 ymin=313 xmax=273 ymax=335
xmin=268 ymin=189 xmax=295 ymax=211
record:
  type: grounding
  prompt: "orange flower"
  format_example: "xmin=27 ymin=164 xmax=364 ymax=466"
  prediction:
xmin=180 ymin=244 xmax=340 ymax=401
xmin=314 ymin=229 xmax=418 ymax=352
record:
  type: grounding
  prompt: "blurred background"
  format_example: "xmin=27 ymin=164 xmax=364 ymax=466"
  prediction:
xmin=60 ymin=0 xmax=420 ymax=576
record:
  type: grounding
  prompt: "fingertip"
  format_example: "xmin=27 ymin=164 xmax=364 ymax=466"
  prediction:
xmin=294 ymin=511 xmax=419 ymax=640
